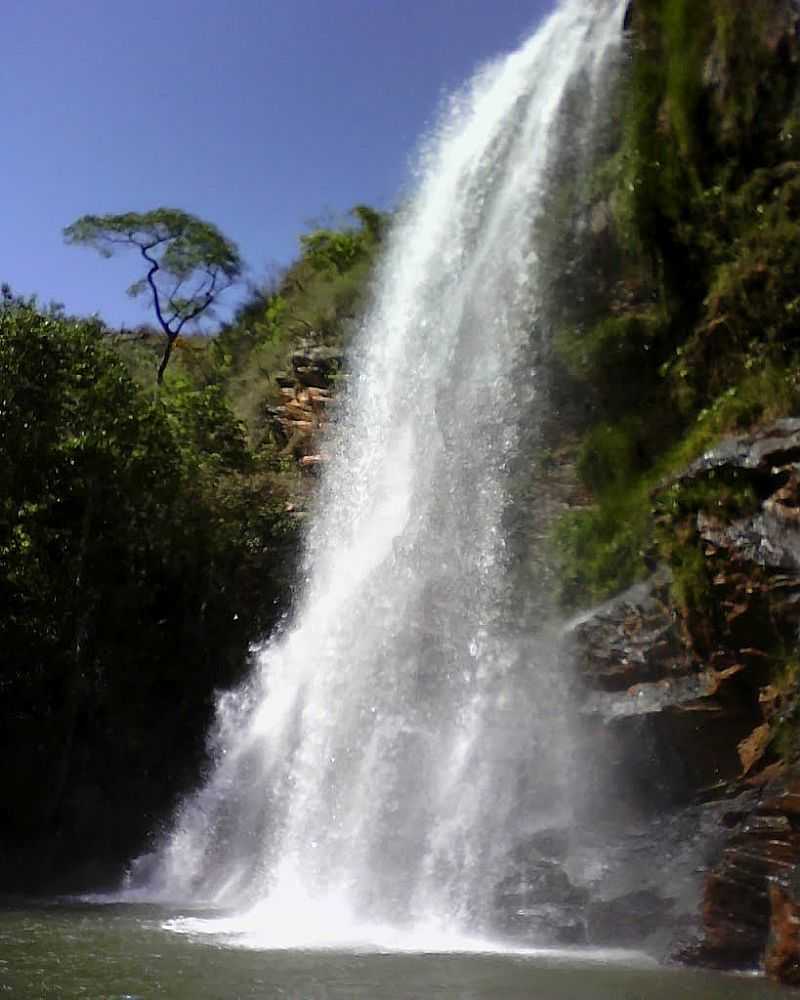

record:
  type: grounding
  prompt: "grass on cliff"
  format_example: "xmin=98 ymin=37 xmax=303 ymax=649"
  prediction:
xmin=554 ymin=358 xmax=800 ymax=609
xmin=113 ymin=206 xmax=387 ymax=451
xmin=551 ymin=1 xmax=800 ymax=611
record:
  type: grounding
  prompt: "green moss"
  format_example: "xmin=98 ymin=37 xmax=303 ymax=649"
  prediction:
xmin=688 ymin=173 xmax=800 ymax=398
xmin=656 ymin=474 xmax=759 ymax=523
xmin=669 ymin=532 xmax=710 ymax=614
xmin=554 ymin=312 xmax=664 ymax=387
xmin=665 ymin=358 xmax=800 ymax=446
xmin=660 ymin=0 xmax=712 ymax=164
xmin=611 ymin=0 xmax=800 ymax=316
xmin=551 ymin=2 xmax=800 ymax=611
xmin=768 ymin=655 xmax=800 ymax=761
xmin=653 ymin=473 xmax=760 ymax=615
xmin=164 ymin=207 xmax=387 ymax=449
xmin=553 ymin=482 xmax=652 ymax=607
xmin=613 ymin=0 xmax=710 ymax=285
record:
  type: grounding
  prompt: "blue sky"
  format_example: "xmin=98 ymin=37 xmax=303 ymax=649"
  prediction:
xmin=3 ymin=1 xmax=555 ymax=328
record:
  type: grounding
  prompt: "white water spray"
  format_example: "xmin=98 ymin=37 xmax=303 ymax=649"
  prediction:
xmin=135 ymin=0 xmax=628 ymax=949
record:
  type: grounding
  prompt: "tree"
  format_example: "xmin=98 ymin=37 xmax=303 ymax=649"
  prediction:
xmin=64 ymin=208 xmax=243 ymax=382
xmin=0 ymin=297 xmax=298 ymax=885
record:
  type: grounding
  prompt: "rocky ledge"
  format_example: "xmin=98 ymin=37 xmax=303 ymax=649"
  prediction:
xmin=689 ymin=773 xmax=800 ymax=983
xmin=555 ymin=420 xmax=800 ymax=984
xmin=267 ymin=345 xmax=343 ymax=469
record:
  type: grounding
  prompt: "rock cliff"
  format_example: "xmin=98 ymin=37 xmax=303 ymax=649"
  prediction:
xmin=528 ymin=0 xmax=800 ymax=982
xmin=561 ymin=421 xmax=800 ymax=980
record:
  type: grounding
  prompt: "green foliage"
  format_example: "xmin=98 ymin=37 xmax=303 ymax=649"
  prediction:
xmin=184 ymin=205 xmax=388 ymax=444
xmin=0 ymin=205 xmax=387 ymax=879
xmin=552 ymin=2 xmax=800 ymax=611
xmin=0 ymin=298 xmax=297 ymax=882
xmin=64 ymin=208 xmax=241 ymax=280
xmin=576 ymin=420 xmax=645 ymax=495
xmin=555 ymin=312 xmax=666 ymax=404
xmin=553 ymin=484 xmax=651 ymax=607
xmin=162 ymin=377 xmax=252 ymax=473
xmin=64 ymin=208 xmax=243 ymax=381
xmin=298 ymin=205 xmax=382 ymax=277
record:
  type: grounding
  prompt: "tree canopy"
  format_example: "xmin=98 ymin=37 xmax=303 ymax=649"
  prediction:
xmin=0 ymin=294 xmax=298 ymax=886
xmin=64 ymin=208 xmax=243 ymax=382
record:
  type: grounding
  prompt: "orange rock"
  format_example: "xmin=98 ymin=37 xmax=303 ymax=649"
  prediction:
xmin=285 ymin=400 xmax=315 ymax=420
xmin=738 ymin=724 xmax=771 ymax=776
xmin=766 ymin=882 xmax=800 ymax=985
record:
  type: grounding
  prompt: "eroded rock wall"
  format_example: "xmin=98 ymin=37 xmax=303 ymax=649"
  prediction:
xmin=567 ymin=421 xmax=800 ymax=978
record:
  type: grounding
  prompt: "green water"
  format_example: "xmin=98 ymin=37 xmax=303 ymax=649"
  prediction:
xmin=0 ymin=903 xmax=795 ymax=999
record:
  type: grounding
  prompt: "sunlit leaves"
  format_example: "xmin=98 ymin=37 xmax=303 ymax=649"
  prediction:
xmin=64 ymin=208 xmax=243 ymax=380
xmin=0 ymin=298 xmax=299 ymax=868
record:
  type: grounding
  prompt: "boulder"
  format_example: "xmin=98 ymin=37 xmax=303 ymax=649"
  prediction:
xmin=568 ymin=563 xmax=755 ymax=815
xmin=766 ymin=879 xmax=800 ymax=985
xmin=565 ymin=567 xmax=691 ymax=693
xmin=292 ymin=346 xmax=343 ymax=389
xmin=690 ymin=777 xmax=800 ymax=971
xmin=675 ymin=418 xmax=800 ymax=486
xmin=493 ymin=828 xmax=589 ymax=945
xmin=587 ymin=889 xmax=674 ymax=947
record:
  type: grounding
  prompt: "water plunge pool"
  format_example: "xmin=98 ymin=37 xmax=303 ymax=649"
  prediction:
xmin=0 ymin=901 xmax=792 ymax=998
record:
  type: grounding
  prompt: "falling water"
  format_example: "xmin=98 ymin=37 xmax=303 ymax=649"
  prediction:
xmin=134 ymin=0 xmax=629 ymax=949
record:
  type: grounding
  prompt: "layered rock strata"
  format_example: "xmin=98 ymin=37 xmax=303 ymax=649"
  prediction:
xmin=573 ymin=421 xmax=800 ymax=981
xmin=268 ymin=345 xmax=342 ymax=469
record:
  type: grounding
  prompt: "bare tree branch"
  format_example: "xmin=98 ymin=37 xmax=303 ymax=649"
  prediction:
xmin=139 ymin=244 xmax=172 ymax=344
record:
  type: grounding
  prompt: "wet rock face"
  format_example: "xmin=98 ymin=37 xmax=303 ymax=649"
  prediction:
xmin=666 ymin=425 xmax=800 ymax=982
xmin=492 ymin=820 xmax=693 ymax=954
xmin=493 ymin=829 xmax=589 ymax=945
xmin=567 ymin=567 xmax=690 ymax=693
xmin=622 ymin=1 xmax=634 ymax=32
xmin=565 ymin=570 xmax=757 ymax=818
xmin=677 ymin=419 xmax=800 ymax=484
xmin=558 ymin=420 xmax=800 ymax=981
xmin=766 ymin=878 xmax=800 ymax=985
xmin=291 ymin=346 xmax=343 ymax=390
xmin=587 ymin=889 xmax=674 ymax=947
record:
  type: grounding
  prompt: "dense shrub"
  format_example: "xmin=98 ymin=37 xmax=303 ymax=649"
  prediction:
xmin=0 ymin=298 xmax=298 ymax=886
xmin=551 ymin=1 xmax=800 ymax=609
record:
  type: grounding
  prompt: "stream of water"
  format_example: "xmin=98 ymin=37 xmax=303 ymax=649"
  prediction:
xmin=7 ymin=3 xmax=799 ymax=996
xmin=2 ymin=902 xmax=794 ymax=999
xmin=128 ymin=0 xmax=629 ymax=954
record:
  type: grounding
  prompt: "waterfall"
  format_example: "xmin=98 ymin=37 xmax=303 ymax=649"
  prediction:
xmin=135 ymin=0 xmax=628 ymax=948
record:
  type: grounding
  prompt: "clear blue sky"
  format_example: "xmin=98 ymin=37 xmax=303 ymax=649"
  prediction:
xmin=3 ymin=0 xmax=555 ymax=329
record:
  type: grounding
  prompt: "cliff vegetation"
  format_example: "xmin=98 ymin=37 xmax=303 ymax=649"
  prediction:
xmin=0 ymin=206 xmax=386 ymax=887
xmin=540 ymin=0 xmax=800 ymax=982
